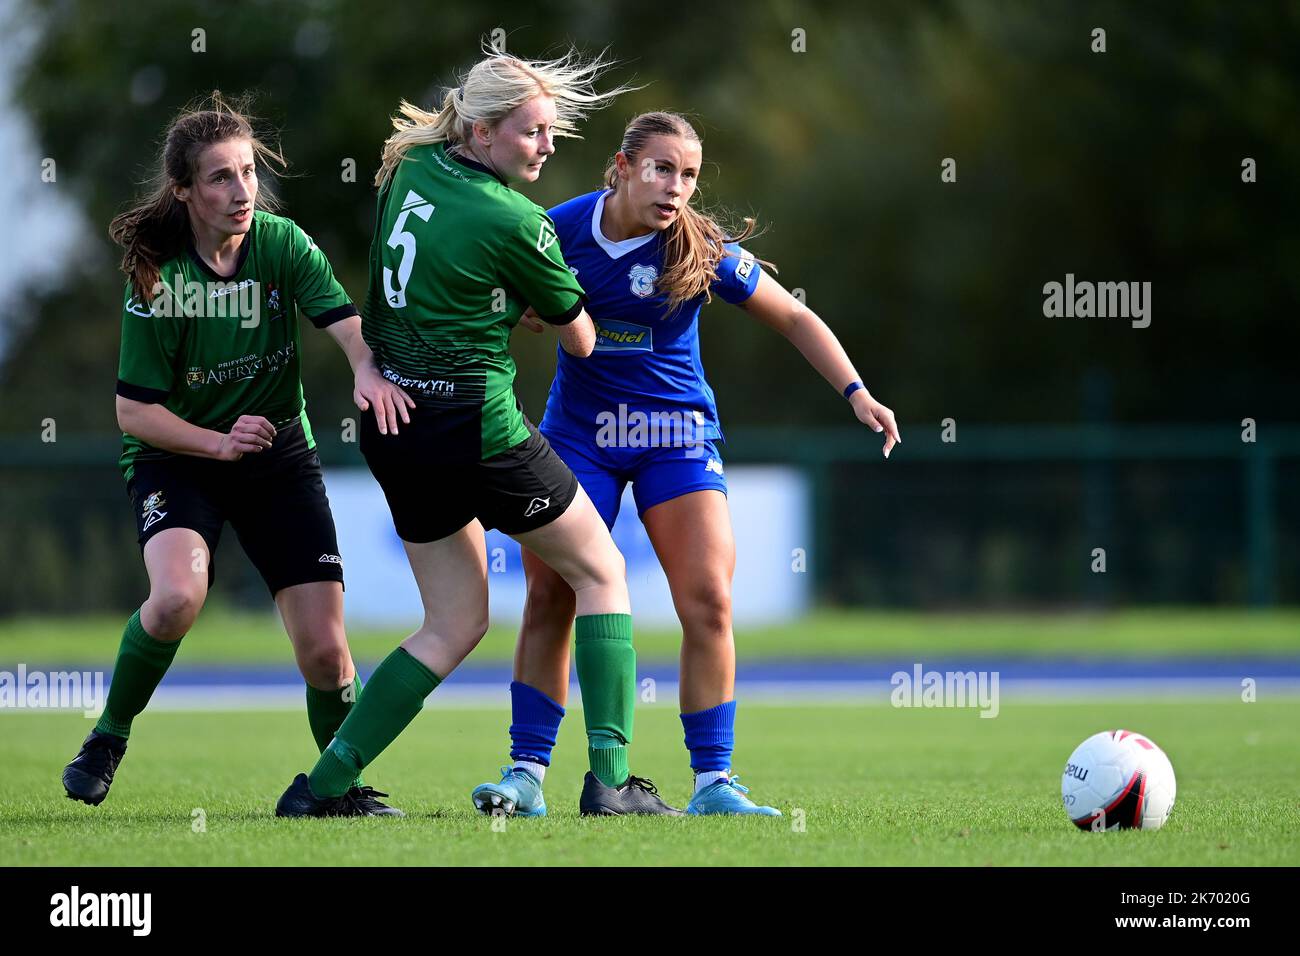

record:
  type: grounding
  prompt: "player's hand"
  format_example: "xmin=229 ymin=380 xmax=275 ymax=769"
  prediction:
xmin=354 ymin=361 xmax=414 ymax=436
xmin=850 ymin=390 xmax=901 ymax=458
xmin=516 ymin=306 xmax=545 ymax=334
xmin=216 ymin=415 xmax=277 ymax=460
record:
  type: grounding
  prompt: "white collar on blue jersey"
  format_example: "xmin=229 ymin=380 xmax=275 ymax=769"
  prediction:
xmin=591 ymin=189 xmax=659 ymax=260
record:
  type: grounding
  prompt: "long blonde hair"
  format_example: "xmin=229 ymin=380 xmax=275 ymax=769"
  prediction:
xmin=604 ymin=112 xmax=769 ymax=314
xmin=376 ymin=44 xmax=634 ymax=189
xmin=109 ymin=91 xmax=286 ymax=299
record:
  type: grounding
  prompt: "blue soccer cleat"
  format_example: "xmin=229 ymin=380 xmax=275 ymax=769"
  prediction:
xmin=685 ymin=775 xmax=782 ymax=816
xmin=472 ymin=766 xmax=547 ymax=818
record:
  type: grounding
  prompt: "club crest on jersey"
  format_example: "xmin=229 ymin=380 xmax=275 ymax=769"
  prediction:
xmin=141 ymin=491 xmax=168 ymax=531
xmin=265 ymin=283 xmax=282 ymax=321
xmin=186 ymin=368 xmax=204 ymax=389
xmin=628 ymin=264 xmax=658 ymax=299
xmin=536 ymin=222 xmax=558 ymax=253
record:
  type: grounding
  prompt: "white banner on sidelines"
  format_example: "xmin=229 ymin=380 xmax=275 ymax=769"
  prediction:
xmin=325 ymin=465 xmax=809 ymax=627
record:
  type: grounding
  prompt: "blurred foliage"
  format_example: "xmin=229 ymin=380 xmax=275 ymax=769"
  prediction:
xmin=1 ymin=0 xmax=1298 ymax=615
xmin=3 ymin=0 xmax=1297 ymax=435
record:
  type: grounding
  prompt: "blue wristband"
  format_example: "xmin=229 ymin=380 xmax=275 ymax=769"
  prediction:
xmin=843 ymin=380 xmax=865 ymax=400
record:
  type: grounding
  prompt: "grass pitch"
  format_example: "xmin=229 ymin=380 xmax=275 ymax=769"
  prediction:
xmin=3 ymin=698 xmax=1296 ymax=866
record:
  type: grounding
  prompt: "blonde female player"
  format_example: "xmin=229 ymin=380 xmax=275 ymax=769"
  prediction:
xmin=277 ymin=51 xmax=681 ymax=817
xmin=471 ymin=111 xmax=901 ymax=816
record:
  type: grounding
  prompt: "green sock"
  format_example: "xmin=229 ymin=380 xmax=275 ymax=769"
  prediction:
xmin=305 ymin=676 xmax=363 ymax=789
xmin=95 ymin=609 xmax=182 ymax=738
xmin=574 ymin=613 xmax=635 ymax=788
xmin=307 ymin=648 xmax=440 ymax=798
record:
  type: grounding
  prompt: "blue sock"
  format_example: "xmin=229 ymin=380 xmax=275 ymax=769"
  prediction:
xmin=509 ymin=680 xmax=565 ymax=766
xmin=680 ymin=700 xmax=736 ymax=772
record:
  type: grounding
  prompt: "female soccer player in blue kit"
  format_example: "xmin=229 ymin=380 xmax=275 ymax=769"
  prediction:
xmin=472 ymin=111 xmax=901 ymax=816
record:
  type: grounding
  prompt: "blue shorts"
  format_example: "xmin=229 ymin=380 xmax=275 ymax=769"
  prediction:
xmin=541 ymin=425 xmax=728 ymax=529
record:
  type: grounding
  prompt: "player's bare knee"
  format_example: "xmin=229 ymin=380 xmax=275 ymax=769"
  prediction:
xmin=300 ymin=642 xmax=352 ymax=688
xmin=587 ymin=546 xmax=626 ymax=591
xmin=145 ymin=588 xmax=203 ymax=639
xmin=524 ymin=575 xmax=576 ymax=624
xmin=679 ymin=584 xmax=733 ymax=641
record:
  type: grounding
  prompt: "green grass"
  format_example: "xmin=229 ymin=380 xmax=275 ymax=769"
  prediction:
xmin=3 ymin=699 xmax=1297 ymax=866
xmin=2 ymin=608 xmax=1298 ymax=665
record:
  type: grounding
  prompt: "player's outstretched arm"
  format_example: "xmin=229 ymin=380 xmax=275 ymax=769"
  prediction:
xmin=738 ymin=271 xmax=901 ymax=458
xmin=324 ymin=315 xmax=415 ymax=436
xmin=115 ymin=396 xmax=277 ymax=462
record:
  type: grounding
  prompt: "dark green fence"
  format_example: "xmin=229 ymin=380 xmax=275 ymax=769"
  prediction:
xmin=1 ymin=424 xmax=1295 ymax=614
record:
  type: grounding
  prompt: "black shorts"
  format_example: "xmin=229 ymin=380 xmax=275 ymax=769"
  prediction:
xmin=361 ymin=411 xmax=579 ymax=543
xmin=126 ymin=420 xmax=344 ymax=596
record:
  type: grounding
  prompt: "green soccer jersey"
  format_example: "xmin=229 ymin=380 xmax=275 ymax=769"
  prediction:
xmin=362 ymin=142 xmax=584 ymax=461
xmin=116 ymin=211 xmax=358 ymax=481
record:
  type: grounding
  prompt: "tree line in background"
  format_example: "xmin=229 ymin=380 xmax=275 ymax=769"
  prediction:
xmin=3 ymin=0 xmax=1295 ymax=437
xmin=0 ymin=0 xmax=1296 ymax=614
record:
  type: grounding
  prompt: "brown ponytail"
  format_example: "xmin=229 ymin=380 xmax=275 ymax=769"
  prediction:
xmin=603 ymin=111 xmax=770 ymax=314
xmin=109 ymin=91 xmax=286 ymax=300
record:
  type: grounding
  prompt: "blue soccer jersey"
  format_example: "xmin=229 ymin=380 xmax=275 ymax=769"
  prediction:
xmin=540 ymin=189 xmax=762 ymax=445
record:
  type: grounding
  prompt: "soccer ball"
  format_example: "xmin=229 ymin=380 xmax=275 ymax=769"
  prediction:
xmin=1061 ymin=729 xmax=1176 ymax=831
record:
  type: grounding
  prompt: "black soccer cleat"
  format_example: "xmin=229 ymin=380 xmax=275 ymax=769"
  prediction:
xmin=579 ymin=771 xmax=683 ymax=816
xmin=346 ymin=785 xmax=406 ymax=817
xmin=275 ymin=773 xmax=358 ymax=818
xmin=62 ymin=730 xmax=127 ymax=806
xmin=275 ymin=774 xmax=405 ymax=818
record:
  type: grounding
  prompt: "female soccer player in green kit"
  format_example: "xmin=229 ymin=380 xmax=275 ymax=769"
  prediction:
xmin=276 ymin=50 xmax=680 ymax=817
xmin=61 ymin=93 xmax=413 ymax=815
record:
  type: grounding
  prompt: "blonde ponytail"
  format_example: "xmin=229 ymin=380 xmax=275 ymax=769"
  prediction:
xmin=376 ymin=43 xmax=636 ymax=189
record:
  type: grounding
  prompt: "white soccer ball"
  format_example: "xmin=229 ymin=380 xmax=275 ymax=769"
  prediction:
xmin=1061 ymin=729 xmax=1176 ymax=831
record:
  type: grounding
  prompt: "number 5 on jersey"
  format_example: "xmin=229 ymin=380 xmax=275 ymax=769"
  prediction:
xmin=383 ymin=190 xmax=435 ymax=308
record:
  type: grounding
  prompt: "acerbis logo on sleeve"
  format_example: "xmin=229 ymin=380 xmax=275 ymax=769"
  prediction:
xmin=318 ymin=554 xmax=343 ymax=565
xmin=536 ymin=222 xmax=558 ymax=253
xmin=125 ymin=297 xmax=154 ymax=317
